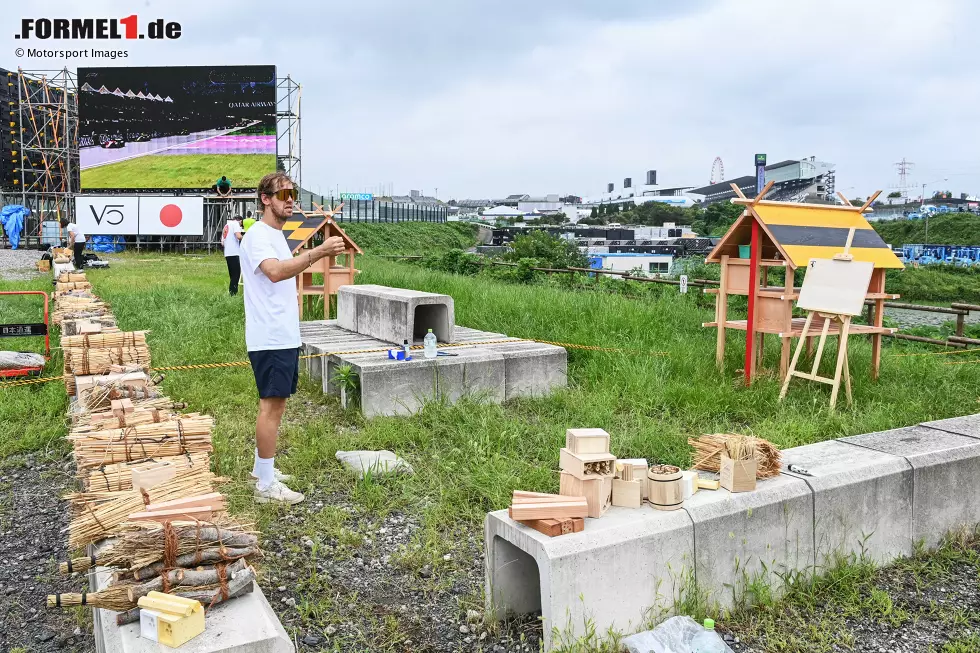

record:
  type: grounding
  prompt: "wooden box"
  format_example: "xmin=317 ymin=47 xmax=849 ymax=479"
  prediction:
xmin=565 ymin=428 xmax=611 ymax=454
xmin=559 ymin=448 xmax=616 ymax=479
xmin=559 ymin=472 xmax=612 ymax=518
xmin=612 ymin=478 xmax=643 ymax=508
xmin=720 ymin=454 xmax=757 ymax=493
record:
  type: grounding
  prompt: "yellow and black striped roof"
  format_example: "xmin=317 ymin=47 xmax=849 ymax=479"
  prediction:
xmin=282 ymin=212 xmax=329 ymax=253
xmin=708 ymin=201 xmax=904 ymax=269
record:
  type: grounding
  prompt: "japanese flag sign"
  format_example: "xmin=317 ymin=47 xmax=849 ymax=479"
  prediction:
xmin=138 ymin=196 xmax=204 ymax=235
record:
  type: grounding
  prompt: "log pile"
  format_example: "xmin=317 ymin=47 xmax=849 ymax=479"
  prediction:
xmin=46 ymin=271 xmax=261 ymax=620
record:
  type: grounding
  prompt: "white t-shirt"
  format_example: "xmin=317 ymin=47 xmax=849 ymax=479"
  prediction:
xmin=239 ymin=221 xmax=300 ymax=352
xmin=67 ymin=223 xmax=86 ymax=243
xmin=222 ymin=220 xmax=243 ymax=257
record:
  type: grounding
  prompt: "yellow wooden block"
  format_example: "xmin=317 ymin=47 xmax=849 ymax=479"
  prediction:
xmin=139 ymin=593 xmax=204 ymax=647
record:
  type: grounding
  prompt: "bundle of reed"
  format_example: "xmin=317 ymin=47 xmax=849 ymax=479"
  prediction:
xmin=72 ymin=398 xmax=187 ymax=427
xmin=53 ymin=303 xmax=109 ymax=325
xmin=79 ymin=452 xmax=210 ymax=492
xmin=55 ymin=281 xmax=93 ymax=292
xmin=60 ymin=519 xmax=258 ymax=575
xmin=116 ymin=565 xmax=256 ymax=625
xmin=66 ymin=465 xmax=222 ymax=550
xmin=58 ymin=272 xmax=88 ymax=283
xmin=48 ymin=558 xmax=249 ymax=612
xmin=78 ymin=385 xmax=164 ymax=411
xmin=688 ymin=433 xmax=782 ymax=479
xmin=64 ymin=346 xmax=151 ymax=376
xmin=62 ymin=331 xmax=148 ymax=350
xmin=71 ymin=408 xmax=179 ymax=434
xmin=67 ymin=414 xmax=214 ymax=470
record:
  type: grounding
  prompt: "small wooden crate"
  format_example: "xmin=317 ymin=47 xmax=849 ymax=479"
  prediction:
xmin=720 ymin=454 xmax=757 ymax=493
xmin=618 ymin=458 xmax=649 ymax=499
xmin=565 ymin=428 xmax=611 ymax=454
xmin=559 ymin=472 xmax=612 ymax=518
xmin=612 ymin=478 xmax=643 ymax=508
xmin=559 ymin=448 xmax=616 ymax=480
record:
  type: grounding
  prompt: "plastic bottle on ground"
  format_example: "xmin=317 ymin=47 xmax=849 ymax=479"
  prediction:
xmin=423 ymin=329 xmax=438 ymax=358
xmin=690 ymin=618 xmax=727 ymax=653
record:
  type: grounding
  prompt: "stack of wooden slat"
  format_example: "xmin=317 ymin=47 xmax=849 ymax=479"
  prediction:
xmin=48 ymin=271 xmax=261 ymax=624
xmin=507 ymin=491 xmax=587 ymax=537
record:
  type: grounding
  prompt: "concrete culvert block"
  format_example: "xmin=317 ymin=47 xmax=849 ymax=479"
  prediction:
xmin=337 ymin=284 xmax=455 ymax=345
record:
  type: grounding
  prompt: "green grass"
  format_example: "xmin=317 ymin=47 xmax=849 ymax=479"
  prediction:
xmin=341 ymin=222 xmax=478 ymax=255
xmin=80 ymin=153 xmax=275 ymax=188
xmin=885 ymin=265 xmax=980 ymax=303
xmin=875 ymin=212 xmax=980 ymax=246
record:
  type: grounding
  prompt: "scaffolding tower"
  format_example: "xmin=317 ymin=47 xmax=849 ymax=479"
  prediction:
xmin=276 ymin=75 xmax=301 ymax=189
xmin=16 ymin=67 xmax=79 ymax=245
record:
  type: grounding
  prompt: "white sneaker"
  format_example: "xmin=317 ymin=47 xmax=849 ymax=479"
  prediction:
xmin=249 ymin=468 xmax=293 ymax=484
xmin=253 ymin=479 xmax=305 ymax=505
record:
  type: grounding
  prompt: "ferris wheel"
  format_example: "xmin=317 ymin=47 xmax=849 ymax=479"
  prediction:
xmin=710 ymin=157 xmax=725 ymax=184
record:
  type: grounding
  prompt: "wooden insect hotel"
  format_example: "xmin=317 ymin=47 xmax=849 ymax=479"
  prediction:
xmin=282 ymin=203 xmax=363 ymax=319
xmin=703 ymin=184 xmax=905 ymax=384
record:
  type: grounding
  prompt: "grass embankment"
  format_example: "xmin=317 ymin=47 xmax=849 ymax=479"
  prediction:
xmin=341 ymin=221 xmax=478 ymax=254
xmin=80 ymin=153 xmax=275 ymax=188
xmin=874 ymin=212 xmax=980 ymax=246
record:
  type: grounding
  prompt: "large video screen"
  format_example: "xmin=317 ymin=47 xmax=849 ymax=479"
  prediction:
xmin=78 ymin=65 xmax=277 ymax=190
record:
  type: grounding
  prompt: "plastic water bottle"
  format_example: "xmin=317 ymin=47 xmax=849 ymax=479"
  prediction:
xmin=691 ymin=619 xmax=727 ymax=653
xmin=423 ymin=329 xmax=438 ymax=358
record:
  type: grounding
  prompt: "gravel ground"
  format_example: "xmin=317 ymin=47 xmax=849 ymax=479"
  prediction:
xmin=0 ymin=247 xmax=44 ymax=281
xmin=260 ymin=485 xmax=542 ymax=652
xmin=0 ymin=454 xmax=95 ymax=653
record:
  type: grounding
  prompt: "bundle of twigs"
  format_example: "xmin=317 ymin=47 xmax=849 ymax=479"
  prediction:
xmin=62 ymin=331 xmax=148 ymax=350
xmin=116 ymin=565 xmax=256 ymax=625
xmin=63 ymin=346 xmax=151 ymax=376
xmin=53 ymin=302 xmax=109 ymax=325
xmin=60 ymin=519 xmax=258 ymax=575
xmin=72 ymin=398 xmax=187 ymax=427
xmin=66 ymin=465 xmax=222 ymax=550
xmin=689 ymin=433 xmax=781 ymax=479
xmin=79 ymin=452 xmax=210 ymax=492
xmin=67 ymin=414 xmax=214 ymax=470
xmin=48 ymin=558 xmax=250 ymax=612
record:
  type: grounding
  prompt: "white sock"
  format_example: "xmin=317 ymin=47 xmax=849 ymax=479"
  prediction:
xmin=256 ymin=456 xmax=275 ymax=489
xmin=251 ymin=448 xmax=260 ymax=477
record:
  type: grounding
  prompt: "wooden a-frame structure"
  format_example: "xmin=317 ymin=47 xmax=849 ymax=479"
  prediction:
xmin=282 ymin=202 xmax=363 ymax=319
xmin=703 ymin=183 xmax=905 ymax=385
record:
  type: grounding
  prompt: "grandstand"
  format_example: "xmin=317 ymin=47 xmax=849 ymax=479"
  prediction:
xmin=691 ymin=156 xmax=836 ymax=205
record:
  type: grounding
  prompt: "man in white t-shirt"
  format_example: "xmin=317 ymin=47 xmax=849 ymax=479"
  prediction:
xmin=221 ymin=216 xmax=244 ymax=295
xmin=239 ymin=172 xmax=345 ymax=504
xmin=60 ymin=217 xmax=87 ymax=269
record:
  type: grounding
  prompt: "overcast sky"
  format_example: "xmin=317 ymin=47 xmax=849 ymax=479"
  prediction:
xmin=6 ymin=0 xmax=979 ymax=200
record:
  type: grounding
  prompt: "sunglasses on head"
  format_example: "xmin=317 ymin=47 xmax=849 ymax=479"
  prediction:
xmin=266 ymin=188 xmax=297 ymax=201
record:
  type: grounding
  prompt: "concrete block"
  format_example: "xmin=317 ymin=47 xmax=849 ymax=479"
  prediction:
xmin=485 ymin=507 xmax=694 ymax=652
xmin=337 ymin=284 xmax=455 ymax=345
xmin=495 ymin=342 xmax=568 ymax=400
xmin=921 ymin=414 xmax=980 ymax=440
xmin=682 ymin=474 xmax=813 ymax=610
xmin=355 ymin=351 xmax=506 ymax=417
xmin=782 ymin=440 xmax=913 ymax=566
xmin=92 ymin=567 xmax=293 ymax=653
xmin=841 ymin=425 xmax=980 ymax=549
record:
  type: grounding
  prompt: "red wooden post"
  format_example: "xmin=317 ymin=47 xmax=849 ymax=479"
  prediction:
xmin=744 ymin=221 xmax=761 ymax=386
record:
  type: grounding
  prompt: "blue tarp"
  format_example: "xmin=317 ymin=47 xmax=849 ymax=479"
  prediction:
xmin=0 ymin=205 xmax=29 ymax=249
xmin=88 ymin=235 xmax=126 ymax=254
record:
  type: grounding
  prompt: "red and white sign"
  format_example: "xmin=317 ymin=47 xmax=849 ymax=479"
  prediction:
xmin=75 ymin=196 xmax=139 ymax=235
xmin=137 ymin=196 xmax=204 ymax=235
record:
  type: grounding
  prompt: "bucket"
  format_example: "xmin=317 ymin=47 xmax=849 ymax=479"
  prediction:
xmin=648 ymin=464 xmax=684 ymax=511
xmin=738 ymin=244 xmax=751 ymax=258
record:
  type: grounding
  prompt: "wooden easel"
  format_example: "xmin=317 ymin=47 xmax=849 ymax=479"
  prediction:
xmin=779 ymin=228 xmax=861 ymax=408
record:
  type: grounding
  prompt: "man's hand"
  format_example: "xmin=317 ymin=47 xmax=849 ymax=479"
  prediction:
xmin=316 ymin=236 xmax=346 ymax=258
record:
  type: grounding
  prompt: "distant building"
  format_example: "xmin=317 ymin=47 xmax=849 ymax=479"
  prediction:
xmin=691 ymin=157 xmax=836 ymax=205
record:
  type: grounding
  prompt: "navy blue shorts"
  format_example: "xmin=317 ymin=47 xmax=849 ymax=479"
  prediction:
xmin=248 ymin=348 xmax=300 ymax=399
